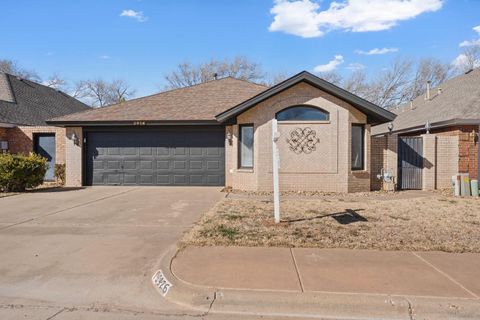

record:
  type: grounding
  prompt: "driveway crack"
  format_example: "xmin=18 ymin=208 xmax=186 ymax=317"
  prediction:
xmin=0 ymin=188 xmax=138 ymax=231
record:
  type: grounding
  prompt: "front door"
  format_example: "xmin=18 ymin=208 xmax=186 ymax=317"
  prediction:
xmin=34 ymin=134 xmax=56 ymax=181
xmin=398 ymin=136 xmax=423 ymax=190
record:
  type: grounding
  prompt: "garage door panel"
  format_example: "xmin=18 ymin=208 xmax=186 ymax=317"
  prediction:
xmin=156 ymin=147 xmax=170 ymax=156
xmin=173 ymin=161 xmax=186 ymax=170
xmin=174 ymin=175 xmax=187 ymax=185
xmin=140 ymin=147 xmax=153 ymax=155
xmin=123 ymin=174 xmax=137 ymax=185
xmin=156 ymin=160 xmax=170 ymax=170
xmin=156 ymin=175 xmax=171 ymax=185
xmin=86 ymin=128 xmax=225 ymax=186
xmin=123 ymin=160 xmax=137 ymax=170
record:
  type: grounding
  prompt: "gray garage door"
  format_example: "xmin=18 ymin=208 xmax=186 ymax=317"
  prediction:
xmin=85 ymin=127 xmax=225 ymax=186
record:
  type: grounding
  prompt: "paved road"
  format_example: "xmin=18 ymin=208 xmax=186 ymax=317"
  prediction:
xmin=0 ymin=187 xmax=225 ymax=320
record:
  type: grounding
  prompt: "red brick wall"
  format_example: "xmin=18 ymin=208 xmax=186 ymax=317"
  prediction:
xmin=7 ymin=126 xmax=66 ymax=164
xmin=0 ymin=127 xmax=7 ymax=141
xmin=431 ymin=125 xmax=479 ymax=180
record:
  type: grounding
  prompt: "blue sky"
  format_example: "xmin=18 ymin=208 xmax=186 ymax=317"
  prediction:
xmin=1 ymin=0 xmax=479 ymax=97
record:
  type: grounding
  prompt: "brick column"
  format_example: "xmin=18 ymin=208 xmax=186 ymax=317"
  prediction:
xmin=422 ymin=134 xmax=437 ymax=190
xmin=65 ymin=127 xmax=83 ymax=187
xmin=385 ymin=133 xmax=398 ymax=191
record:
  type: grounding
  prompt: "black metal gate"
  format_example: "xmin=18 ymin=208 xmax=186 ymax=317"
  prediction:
xmin=398 ymin=137 xmax=423 ymax=190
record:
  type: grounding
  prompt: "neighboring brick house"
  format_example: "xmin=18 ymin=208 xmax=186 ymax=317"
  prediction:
xmin=371 ymin=68 xmax=480 ymax=191
xmin=0 ymin=72 xmax=90 ymax=180
xmin=49 ymin=71 xmax=394 ymax=192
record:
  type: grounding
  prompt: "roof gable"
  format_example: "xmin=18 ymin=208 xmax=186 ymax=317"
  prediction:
xmin=0 ymin=73 xmax=90 ymax=126
xmin=215 ymin=71 xmax=395 ymax=125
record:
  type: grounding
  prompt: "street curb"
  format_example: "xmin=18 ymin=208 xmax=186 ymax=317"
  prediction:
xmin=152 ymin=246 xmax=480 ymax=319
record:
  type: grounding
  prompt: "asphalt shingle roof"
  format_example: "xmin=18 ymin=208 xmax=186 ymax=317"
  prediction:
xmin=372 ymin=68 xmax=480 ymax=135
xmin=50 ymin=77 xmax=268 ymax=123
xmin=0 ymin=73 xmax=90 ymax=126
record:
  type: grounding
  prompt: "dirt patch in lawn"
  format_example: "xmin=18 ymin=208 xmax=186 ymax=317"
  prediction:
xmin=181 ymin=193 xmax=480 ymax=253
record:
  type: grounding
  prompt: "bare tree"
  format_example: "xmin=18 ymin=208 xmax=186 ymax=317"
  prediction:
xmin=0 ymin=59 xmax=41 ymax=81
xmin=108 ymin=79 xmax=135 ymax=103
xmin=164 ymin=56 xmax=265 ymax=89
xmin=407 ymin=58 xmax=452 ymax=101
xmin=453 ymin=45 xmax=480 ymax=74
xmin=77 ymin=78 xmax=135 ymax=107
xmin=318 ymin=71 xmax=343 ymax=86
xmin=43 ymin=73 xmax=67 ymax=90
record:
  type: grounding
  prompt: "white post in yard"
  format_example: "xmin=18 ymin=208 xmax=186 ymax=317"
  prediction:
xmin=272 ymin=119 xmax=280 ymax=223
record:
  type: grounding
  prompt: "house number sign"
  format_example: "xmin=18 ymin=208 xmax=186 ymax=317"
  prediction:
xmin=286 ymin=127 xmax=319 ymax=154
xmin=152 ymin=270 xmax=172 ymax=297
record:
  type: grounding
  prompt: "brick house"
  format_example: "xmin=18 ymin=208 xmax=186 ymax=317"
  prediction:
xmin=0 ymin=72 xmax=89 ymax=180
xmin=371 ymin=68 xmax=480 ymax=191
xmin=49 ymin=71 xmax=394 ymax=192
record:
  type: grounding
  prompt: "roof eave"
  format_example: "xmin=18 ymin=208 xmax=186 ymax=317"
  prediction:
xmin=372 ymin=119 xmax=480 ymax=136
xmin=215 ymin=71 xmax=396 ymax=124
xmin=46 ymin=119 xmax=225 ymax=127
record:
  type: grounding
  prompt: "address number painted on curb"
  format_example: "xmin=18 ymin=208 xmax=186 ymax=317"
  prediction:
xmin=152 ymin=270 xmax=173 ymax=297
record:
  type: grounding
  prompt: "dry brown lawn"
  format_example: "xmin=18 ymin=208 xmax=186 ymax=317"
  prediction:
xmin=182 ymin=192 xmax=480 ymax=252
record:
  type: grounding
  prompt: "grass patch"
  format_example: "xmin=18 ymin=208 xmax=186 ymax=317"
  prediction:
xmin=182 ymin=193 xmax=480 ymax=253
xmin=217 ymin=224 xmax=239 ymax=241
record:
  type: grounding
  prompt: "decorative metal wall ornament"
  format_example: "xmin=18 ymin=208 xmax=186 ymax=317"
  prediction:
xmin=286 ymin=127 xmax=320 ymax=154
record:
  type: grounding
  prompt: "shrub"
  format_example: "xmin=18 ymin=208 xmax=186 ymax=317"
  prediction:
xmin=54 ymin=163 xmax=66 ymax=186
xmin=0 ymin=153 xmax=48 ymax=192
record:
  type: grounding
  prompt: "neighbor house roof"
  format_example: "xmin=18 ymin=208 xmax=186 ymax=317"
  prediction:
xmin=216 ymin=71 xmax=396 ymax=125
xmin=372 ymin=68 xmax=480 ymax=136
xmin=49 ymin=77 xmax=268 ymax=125
xmin=0 ymin=72 xmax=90 ymax=126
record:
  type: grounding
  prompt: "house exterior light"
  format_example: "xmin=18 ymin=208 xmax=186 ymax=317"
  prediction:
xmin=387 ymin=122 xmax=393 ymax=133
xmin=425 ymin=121 xmax=431 ymax=134
xmin=71 ymin=132 xmax=79 ymax=146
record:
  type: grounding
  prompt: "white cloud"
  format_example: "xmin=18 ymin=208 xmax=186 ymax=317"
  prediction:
xmin=355 ymin=47 xmax=398 ymax=55
xmin=452 ymin=53 xmax=480 ymax=71
xmin=120 ymin=9 xmax=147 ymax=22
xmin=459 ymin=25 xmax=480 ymax=47
xmin=346 ymin=62 xmax=366 ymax=71
xmin=269 ymin=0 xmax=443 ymax=38
xmin=99 ymin=55 xmax=111 ymax=59
xmin=460 ymin=39 xmax=480 ymax=47
xmin=313 ymin=55 xmax=344 ymax=73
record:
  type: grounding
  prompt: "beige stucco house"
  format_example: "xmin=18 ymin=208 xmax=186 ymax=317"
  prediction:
xmin=49 ymin=71 xmax=394 ymax=192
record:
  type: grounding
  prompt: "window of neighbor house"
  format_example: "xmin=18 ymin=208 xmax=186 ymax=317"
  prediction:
xmin=351 ymin=124 xmax=365 ymax=171
xmin=276 ymin=105 xmax=329 ymax=121
xmin=239 ymin=124 xmax=254 ymax=168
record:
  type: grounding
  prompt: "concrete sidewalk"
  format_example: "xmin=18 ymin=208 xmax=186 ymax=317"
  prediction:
xmin=172 ymin=247 xmax=480 ymax=298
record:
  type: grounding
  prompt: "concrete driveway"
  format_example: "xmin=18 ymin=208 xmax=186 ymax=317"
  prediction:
xmin=0 ymin=187 xmax=224 ymax=319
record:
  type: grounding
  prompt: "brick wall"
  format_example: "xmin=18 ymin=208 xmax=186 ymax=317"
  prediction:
xmin=0 ymin=127 xmax=8 ymax=141
xmin=6 ymin=126 xmax=66 ymax=164
xmin=431 ymin=126 xmax=478 ymax=180
xmin=65 ymin=127 xmax=83 ymax=187
xmin=370 ymin=135 xmax=387 ymax=190
xmin=370 ymin=133 xmax=398 ymax=191
xmin=436 ymin=135 xmax=459 ymax=189
xmin=226 ymin=82 xmax=371 ymax=193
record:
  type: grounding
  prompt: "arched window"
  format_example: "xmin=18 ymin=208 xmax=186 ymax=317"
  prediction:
xmin=275 ymin=105 xmax=329 ymax=121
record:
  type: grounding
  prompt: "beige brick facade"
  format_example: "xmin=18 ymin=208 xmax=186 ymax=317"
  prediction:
xmin=371 ymin=129 xmax=464 ymax=191
xmin=226 ymin=82 xmax=371 ymax=193
xmin=65 ymin=127 xmax=83 ymax=187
